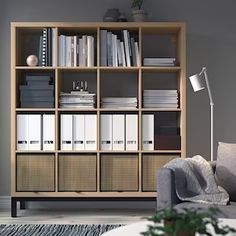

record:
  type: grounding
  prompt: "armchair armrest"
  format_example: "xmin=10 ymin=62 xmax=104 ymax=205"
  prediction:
xmin=156 ymin=167 xmax=181 ymax=209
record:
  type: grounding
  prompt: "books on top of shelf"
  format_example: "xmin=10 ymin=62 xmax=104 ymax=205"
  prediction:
xmin=58 ymin=34 xmax=94 ymax=67
xmin=101 ymin=97 xmax=137 ymax=109
xmin=59 ymin=91 xmax=96 ymax=108
xmin=143 ymin=57 xmax=176 ymax=67
xmin=143 ymin=89 xmax=178 ymax=108
xmin=100 ymin=29 xmax=140 ymax=67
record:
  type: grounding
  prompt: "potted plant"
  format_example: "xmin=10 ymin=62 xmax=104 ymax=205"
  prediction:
xmin=142 ymin=207 xmax=236 ymax=236
xmin=131 ymin=0 xmax=147 ymax=22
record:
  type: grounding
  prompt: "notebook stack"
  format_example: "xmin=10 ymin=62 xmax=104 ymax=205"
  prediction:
xmin=143 ymin=90 xmax=178 ymax=108
xmin=143 ymin=57 xmax=176 ymax=67
xmin=59 ymin=91 xmax=96 ymax=108
xmin=20 ymin=75 xmax=54 ymax=108
xmin=101 ymin=97 xmax=137 ymax=109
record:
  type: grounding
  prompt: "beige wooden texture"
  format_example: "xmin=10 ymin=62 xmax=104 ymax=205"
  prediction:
xmin=100 ymin=155 xmax=138 ymax=191
xmin=142 ymin=154 xmax=180 ymax=191
xmin=17 ymin=154 xmax=55 ymax=191
xmin=58 ymin=154 xmax=97 ymax=191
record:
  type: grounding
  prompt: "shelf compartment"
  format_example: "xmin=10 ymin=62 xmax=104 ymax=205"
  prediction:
xmin=58 ymin=154 xmax=97 ymax=192
xmin=141 ymin=31 xmax=179 ymax=66
xmin=142 ymin=154 xmax=179 ymax=191
xmin=142 ymin=111 xmax=181 ymax=151
xmin=15 ymin=28 xmax=43 ymax=66
xmin=100 ymin=154 xmax=138 ymax=191
xmin=100 ymin=71 xmax=138 ymax=109
xmin=15 ymin=70 xmax=55 ymax=108
xmin=16 ymin=154 xmax=55 ymax=192
xmin=58 ymin=70 xmax=97 ymax=109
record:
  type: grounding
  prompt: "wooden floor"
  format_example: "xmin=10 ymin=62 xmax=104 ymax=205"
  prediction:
xmin=0 ymin=208 xmax=154 ymax=224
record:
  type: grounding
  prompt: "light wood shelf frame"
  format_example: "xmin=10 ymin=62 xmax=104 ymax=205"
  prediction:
xmin=11 ymin=22 xmax=186 ymax=198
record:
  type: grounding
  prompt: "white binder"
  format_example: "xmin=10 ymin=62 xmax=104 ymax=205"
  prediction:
xmin=28 ymin=114 xmax=41 ymax=150
xmin=73 ymin=114 xmax=85 ymax=150
xmin=85 ymin=115 xmax=97 ymax=150
xmin=100 ymin=114 xmax=112 ymax=150
xmin=17 ymin=114 xmax=29 ymax=150
xmin=43 ymin=114 xmax=55 ymax=150
xmin=113 ymin=114 xmax=125 ymax=150
xmin=126 ymin=114 xmax=138 ymax=150
xmin=61 ymin=114 xmax=73 ymax=150
xmin=142 ymin=114 xmax=154 ymax=150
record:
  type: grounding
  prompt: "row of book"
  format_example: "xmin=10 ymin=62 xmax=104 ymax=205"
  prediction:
xmin=101 ymin=97 xmax=137 ymax=109
xmin=19 ymin=75 xmax=54 ymax=108
xmin=58 ymin=35 xmax=95 ymax=67
xmin=16 ymin=114 xmax=153 ymax=151
xmin=59 ymin=91 xmax=96 ymax=108
xmin=143 ymin=90 xmax=179 ymax=108
xmin=100 ymin=29 xmax=139 ymax=67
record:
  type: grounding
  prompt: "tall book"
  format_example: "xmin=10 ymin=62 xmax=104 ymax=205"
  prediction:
xmin=123 ymin=30 xmax=131 ymax=67
xmin=100 ymin=30 xmax=107 ymax=66
xmin=42 ymin=28 xmax=47 ymax=67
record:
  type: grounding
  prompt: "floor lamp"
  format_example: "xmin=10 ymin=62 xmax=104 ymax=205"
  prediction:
xmin=189 ymin=67 xmax=214 ymax=161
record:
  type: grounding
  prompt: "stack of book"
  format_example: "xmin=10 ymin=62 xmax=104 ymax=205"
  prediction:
xmin=100 ymin=29 xmax=139 ymax=67
xmin=101 ymin=97 xmax=137 ymax=109
xmin=143 ymin=90 xmax=178 ymax=108
xmin=20 ymin=75 xmax=54 ymax=108
xmin=58 ymin=35 xmax=94 ymax=67
xmin=143 ymin=57 xmax=176 ymax=67
xmin=59 ymin=91 xmax=96 ymax=108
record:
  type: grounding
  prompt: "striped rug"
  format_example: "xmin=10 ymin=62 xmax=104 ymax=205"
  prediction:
xmin=0 ymin=224 xmax=123 ymax=236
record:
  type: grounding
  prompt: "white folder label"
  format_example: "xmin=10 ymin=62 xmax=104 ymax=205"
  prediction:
xmin=73 ymin=114 xmax=85 ymax=150
xmin=126 ymin=114 xmax=138 ymax=150
xmin=61 ymin=114 xmax=73 ymax=150
xmin=17 ymin=114 xmax=29 ymax=150
xmin=43 ymin=114 xmax=55 ymax=150
xmin=101 ymin=114 xmax=112 ymax=150
xmin=142 ymin=114 xmax=154 ymax=150
xmin=85 ymin=115 xmax=97 ymax=150
xmin=28 ymin=114 xmax=41 ymax=150
xmin=113 ymin=114 xmax=125 ymax=150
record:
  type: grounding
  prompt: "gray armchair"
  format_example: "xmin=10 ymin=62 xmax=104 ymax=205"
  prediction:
xmin=156 ymin=161 xmax=236 ymax=218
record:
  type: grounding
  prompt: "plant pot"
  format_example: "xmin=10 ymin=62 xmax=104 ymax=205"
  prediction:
xmin=164 ymin=220 xmax=195 ymax=236
xmin=131 ymin=9 xmax=147 ymax=22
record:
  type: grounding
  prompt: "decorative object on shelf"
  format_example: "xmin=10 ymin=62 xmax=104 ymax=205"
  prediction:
xmin=142 ymin=207 xmax=236 ymax=236
xmin=103 ymin=8 xmax=121 ymax=22
xmin=26 ymin=54 xmax=38 ymax=67
xmin=131 ymin=0 xmax=147 ymax=22
xmin=189 ymin=67 xmax=214 ymax=161
xmin=118 ymin=12 xmax=128 ymax=22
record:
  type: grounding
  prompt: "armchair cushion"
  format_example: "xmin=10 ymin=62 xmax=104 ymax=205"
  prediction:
xmin=215 ymin=142 xmax=236 ymax=201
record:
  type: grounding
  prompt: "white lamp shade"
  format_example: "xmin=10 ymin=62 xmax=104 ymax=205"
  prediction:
xmin=189 ymin=74 xmax=205 ymax=92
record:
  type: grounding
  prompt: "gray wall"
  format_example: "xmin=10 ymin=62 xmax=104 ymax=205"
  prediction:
xmin=1 ymin=0 xmax=236 ymax=197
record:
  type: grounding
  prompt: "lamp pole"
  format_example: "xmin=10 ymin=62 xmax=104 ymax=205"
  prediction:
xmin=200 ymin=67 xmax=214 ymax=161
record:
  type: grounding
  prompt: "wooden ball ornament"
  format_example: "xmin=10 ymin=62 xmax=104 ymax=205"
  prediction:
xmin=26 ymin=55 xmax=38 ymax=66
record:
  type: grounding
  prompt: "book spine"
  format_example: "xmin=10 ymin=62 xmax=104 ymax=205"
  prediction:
xmin=100 ymin=30 xmax=107 ymax=66
xmin=52 ymin=28 xmax=57 ymax=67
xmin=42 ymin=28 xmax=47 ymax=67
xmin=38 ymin=35 xmax=43 ymax=66
xmin=123 ymin=30 xmax=131 ymax=67
xmin=87 ymin=36 xmax=94 ymax=67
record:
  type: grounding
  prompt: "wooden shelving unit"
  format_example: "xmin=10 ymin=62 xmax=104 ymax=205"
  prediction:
xmin=11 ymin=22 xmax=186 ymax=216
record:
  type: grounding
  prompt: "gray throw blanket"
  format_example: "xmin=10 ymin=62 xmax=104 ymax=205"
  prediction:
xmin=164 ymin=155 xmax=229 ymax=205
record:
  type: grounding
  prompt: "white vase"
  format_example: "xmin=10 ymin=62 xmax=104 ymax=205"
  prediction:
xmin=131 ymin=9 xmax=147 ymax=22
